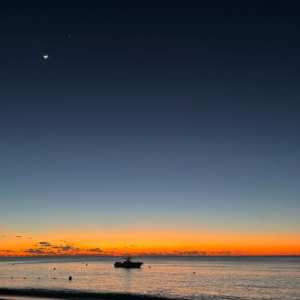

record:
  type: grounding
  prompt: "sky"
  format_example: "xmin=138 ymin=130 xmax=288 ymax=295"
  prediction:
xmin=0 ymin=1 xmax=299 ymax=256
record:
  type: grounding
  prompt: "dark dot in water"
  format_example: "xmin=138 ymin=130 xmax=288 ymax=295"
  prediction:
xmin=69 ymin=276 xmax=72 ymax=280
xmin=23 ymin=277 xmax=26 ymax=279
xmin=54 ymin=268 xmax=56 ymax=270
xmin=11 ymin=277 xmax=13 ymax=279
xmin=86 ymin=264 xmax=88 ymax=266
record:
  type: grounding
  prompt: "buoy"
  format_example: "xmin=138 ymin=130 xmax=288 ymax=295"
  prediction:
xmin=86 ymin=264 xmax=88 ymax=266
xmin=54 ymin=268 xmax=56 ymax=270
xmin=149 ymin=266 xmax=151 ymax=268
xmin=69 ymin=276 xmax=72 ymax=280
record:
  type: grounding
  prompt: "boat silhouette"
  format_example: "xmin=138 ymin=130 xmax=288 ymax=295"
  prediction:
xmin=114 ymin=257 xmax=143 ymax=268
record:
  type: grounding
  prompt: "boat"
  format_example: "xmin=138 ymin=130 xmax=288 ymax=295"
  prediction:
xmin=114 ymin=257 xmax=143 ymax=268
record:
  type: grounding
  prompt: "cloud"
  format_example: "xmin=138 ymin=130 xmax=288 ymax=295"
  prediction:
xmin=24 ymin=248 xmax=46 ymax=254
xmin=60 ymin=240 xmax=67 ymax=243
xmin=0 ymin=235 xmax=6 ymax=238
xmin=16 ymin=236 xmax=22 ymax=238
xmin=26 ymin=237 xmax=32 ymax=239
xmin=210 ymin=251 xmax=233 ymax=255
xmin=130 ymin=245 xmax=137 ymax=247
xmin=169 ymin=249 xmax=244 ymax=256
xmin=52 ymin=245 xmax=74 ymax=251
xmin=39 ymin=242 xmax=52 ymax=247
xmin=89 ymin=248 xmax=103 ymax=252
xmin=172 ymin=250 xmax=207 ymax=256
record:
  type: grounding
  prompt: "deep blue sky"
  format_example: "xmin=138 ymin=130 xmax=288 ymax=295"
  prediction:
xmin=0 ymin=1 xmax=299 ymax=250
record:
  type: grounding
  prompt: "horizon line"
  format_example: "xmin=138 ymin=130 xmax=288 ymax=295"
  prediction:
xmin=1 ymin=254 xmax=299 ymax=258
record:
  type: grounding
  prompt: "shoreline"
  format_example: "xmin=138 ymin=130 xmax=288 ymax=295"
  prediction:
xmin=0 ymin=288 xmax=176 ymax=300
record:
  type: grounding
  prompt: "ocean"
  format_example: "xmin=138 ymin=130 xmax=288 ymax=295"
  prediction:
xmin=0 ymin=256 xmax=299 ymax=300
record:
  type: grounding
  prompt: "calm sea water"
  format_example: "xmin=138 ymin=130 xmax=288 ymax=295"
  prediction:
xmin=0 ymin=256 xmax=299 ymax=300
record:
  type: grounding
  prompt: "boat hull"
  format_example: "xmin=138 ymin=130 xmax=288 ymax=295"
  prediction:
xmin=114 ymin=262 xmax=143 ymax=268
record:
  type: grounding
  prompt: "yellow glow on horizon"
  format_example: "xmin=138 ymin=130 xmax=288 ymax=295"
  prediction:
xmin=1 ymin=225 xmax=299 ymax=256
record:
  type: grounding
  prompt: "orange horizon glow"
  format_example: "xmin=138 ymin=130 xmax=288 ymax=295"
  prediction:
xmin=1 ymin=225 xmax=299 ymax=257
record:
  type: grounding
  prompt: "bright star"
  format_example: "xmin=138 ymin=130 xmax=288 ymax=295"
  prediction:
xmin=43 ymin=54 xmax=49 ymax=59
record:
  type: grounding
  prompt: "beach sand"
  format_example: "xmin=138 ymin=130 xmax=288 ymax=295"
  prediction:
xmin=0 ymin=296 xmax=69 ymax=300
xmin=0 ymin=289 xmax=174 ymax=300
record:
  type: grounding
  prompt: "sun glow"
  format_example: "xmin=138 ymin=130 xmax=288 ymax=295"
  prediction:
xmin=0 ymin=225 xmax=299 ymax=257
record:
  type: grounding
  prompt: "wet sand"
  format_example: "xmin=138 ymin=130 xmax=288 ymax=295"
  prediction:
xmin=0 ymin=288 xmax=175 ymax=300
xmin=0 ymin=296 xmax=68 ymax=300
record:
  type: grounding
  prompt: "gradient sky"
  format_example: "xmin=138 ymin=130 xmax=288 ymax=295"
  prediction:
xmin=0 ymin=1 xmax=300 ymax=256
